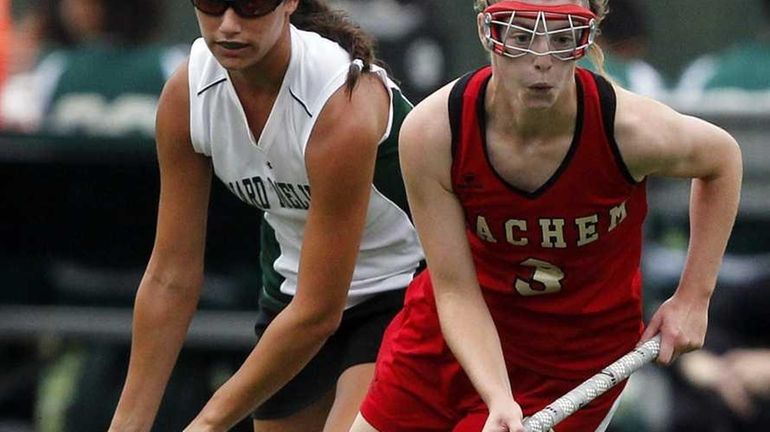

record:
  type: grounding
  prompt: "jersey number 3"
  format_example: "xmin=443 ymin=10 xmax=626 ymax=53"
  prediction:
xmin=514 ymin=258 xmax=565 ymax=296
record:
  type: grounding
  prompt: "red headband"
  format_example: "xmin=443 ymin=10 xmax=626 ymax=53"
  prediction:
xmin=484 ymin=1 xmax=596 ymax=21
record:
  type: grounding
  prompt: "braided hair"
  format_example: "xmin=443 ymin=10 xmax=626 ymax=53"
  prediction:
xmin=290 ymin=0 xmax=383 ymax=93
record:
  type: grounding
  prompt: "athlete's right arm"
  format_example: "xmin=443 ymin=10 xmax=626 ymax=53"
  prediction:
xmin=109 ymin=61 xmax=213 ymax=432
xmin=399 ymin=84 xmax=524 ymax=432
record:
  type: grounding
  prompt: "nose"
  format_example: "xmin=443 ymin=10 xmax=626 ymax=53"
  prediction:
xmin=533 ymin=54 xmax=553 ymax=72
xmin=530 ymin=35 xmax=553 ymax=71
xmin=219 ymin=7 xmax=243 ymax=36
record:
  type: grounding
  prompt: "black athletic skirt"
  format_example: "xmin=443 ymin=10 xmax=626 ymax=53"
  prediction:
xmin=251 ymin=288 xmax=406 ymax=419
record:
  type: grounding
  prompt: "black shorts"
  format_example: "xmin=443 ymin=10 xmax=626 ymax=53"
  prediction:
xmin=251 ymin=288 xmax=405 ymax=420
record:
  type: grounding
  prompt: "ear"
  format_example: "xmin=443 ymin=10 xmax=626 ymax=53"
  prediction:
xmin=284 ymin=0 xmax=300 ymax=15
xmin=476 ymin=12 xmax=491 ymax=52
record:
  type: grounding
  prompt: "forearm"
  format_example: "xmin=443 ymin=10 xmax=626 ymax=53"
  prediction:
xmin=436 ymin=288 xmax=512 ymax=407
xmin=192 ymin=304 xmax=335 ymax=429
xmin=110 ymin=277 xmax=200 ymax=431
xmin=678 ymin=160 xmax=741 ymax=301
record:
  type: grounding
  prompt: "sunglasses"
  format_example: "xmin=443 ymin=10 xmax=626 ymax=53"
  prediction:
xmin=191 ymin=0 xmax=284 ymax=18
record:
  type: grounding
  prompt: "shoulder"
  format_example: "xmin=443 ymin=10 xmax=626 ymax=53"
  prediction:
xmin=614 ymin=84 xmax=730 ymax=146
xmin=305 ymin=73 xmax=390 ymax=174
xmin=613 ymin=85 xmax=683 ymax=181
xmin=398 ymin=80 xmax=457 ymax=188
xmin=159 ymin=60 xmax=190 ymax=108
xmin=315 ymin=73 xmax=390 ymax=140
xmin=614 ymin=86 xmax=675 ymax=142
xmin=303 ymin=74 xmax=391 ymax=198
xmin=156 ymin=60 xmax=192 ymax=144
xmin=400 ymin=80 xmax=456 ymax=155
xmin=613 ymin=85 xmax=735 ymax=179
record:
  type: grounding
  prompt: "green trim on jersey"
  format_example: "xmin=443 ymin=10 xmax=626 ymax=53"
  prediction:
xmin=259 ymin=220 xmax=292 ymax=312
xmin=257 ymin=88 xmax=414 ymax=312
xmin=372 ymin=88 xmax=413 ymax=217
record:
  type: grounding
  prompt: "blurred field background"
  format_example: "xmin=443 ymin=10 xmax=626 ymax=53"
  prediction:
xmin=1 ymin=0 xmax=769 ymax=431
xmin=9 ymin=0 xmax=768 ymax=82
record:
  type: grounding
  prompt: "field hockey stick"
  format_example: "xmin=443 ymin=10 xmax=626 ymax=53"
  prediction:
xmin=522 ymin=335 xmax=662 ymax=432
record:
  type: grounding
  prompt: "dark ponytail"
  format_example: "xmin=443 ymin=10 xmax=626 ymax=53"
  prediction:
xmin=290 ymin=0 xmax=383 ymax=93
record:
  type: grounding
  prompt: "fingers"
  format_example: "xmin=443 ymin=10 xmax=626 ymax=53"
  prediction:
xmin=657 ymin=330 xmax=688 ymax=366
xmin=643 ymin=300 xmax=707 ymax=367
xmin=482 ymin=423 xmax=523 ymax=432
xmin=656 ymin=336 xmax=675 ymax=366
xmin=640 ymin=313 xmax=668 ymax=364
xmin=664 ymin=325 xmax=708 ymax=366
xmin=505 ymin=415 xmax=525 ymax=432
xmin=639 ymin=312 xmax=661 ymax=344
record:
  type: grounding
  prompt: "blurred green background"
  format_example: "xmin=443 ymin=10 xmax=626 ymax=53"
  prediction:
xmin=10 ymin=0 xmax=769 ymax=83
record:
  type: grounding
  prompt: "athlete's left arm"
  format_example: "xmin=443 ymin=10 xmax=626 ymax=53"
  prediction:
xmin=186 ymin=74 xmax=389 ymax=430
xmin=614 ymin=88 xmax=743 ymax=366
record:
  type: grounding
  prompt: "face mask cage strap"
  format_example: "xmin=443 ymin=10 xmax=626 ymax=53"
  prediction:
xmin=482 ymin=2 xmax=597 ymax=61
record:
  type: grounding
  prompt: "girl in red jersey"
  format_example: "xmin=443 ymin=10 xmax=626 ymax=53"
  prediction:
xmin=350 ymin=1 xmax=742 ymax=431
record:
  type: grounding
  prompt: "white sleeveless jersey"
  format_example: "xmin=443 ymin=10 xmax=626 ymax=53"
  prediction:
xmin=188 ymin=26 xmax=423 ymax=310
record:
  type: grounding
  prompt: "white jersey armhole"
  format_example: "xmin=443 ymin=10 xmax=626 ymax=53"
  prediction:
xmin=298 ymin=64 xmax=399 ymax=153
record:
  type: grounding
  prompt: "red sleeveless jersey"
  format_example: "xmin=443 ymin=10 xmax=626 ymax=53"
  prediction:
xmin=446 ymin=66 xmax=647 ymax=378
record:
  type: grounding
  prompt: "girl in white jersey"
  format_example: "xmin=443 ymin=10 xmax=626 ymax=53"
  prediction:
xmin=109 ymin=0 xmax=423 ymax=431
